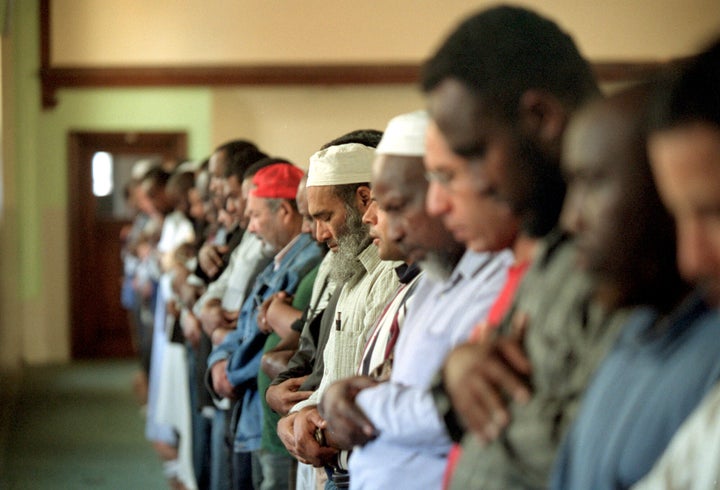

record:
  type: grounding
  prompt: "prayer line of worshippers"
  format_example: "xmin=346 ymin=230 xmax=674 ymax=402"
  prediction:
xmin=118 ymin=5 xmax=720 ymax=489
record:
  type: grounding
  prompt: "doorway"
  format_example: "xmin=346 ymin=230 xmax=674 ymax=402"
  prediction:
xmin=68 ymin=131 xmax=187 ymax=359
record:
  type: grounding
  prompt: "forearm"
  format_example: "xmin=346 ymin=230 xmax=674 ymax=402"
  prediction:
xmin=266 ymin=302 xmax=303 ymax=339
xmin=355 ymin=382 xmax=452 ymax=449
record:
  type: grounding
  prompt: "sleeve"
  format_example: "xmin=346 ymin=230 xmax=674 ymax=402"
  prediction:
xmin=207 ymin=326 xmax=243 ymax=368
xmin=354 ymin=381 xmax=452 ymax=450
xmin=225 ymin=330 xmax=268 ymax=390
xmin=192 ymin=249 xmax=236 ymax=315
xmin=631 ymin=386 xmax=720 ymax=490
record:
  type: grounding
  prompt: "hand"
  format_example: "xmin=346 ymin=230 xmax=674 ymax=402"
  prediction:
xmin=442 ymin=313 xmax=532 ymax=443
xmin=257 ymin=296 xmax=274 ymax=334
xmin=200 ymin=301 xmax=231 ymax=336
xmin=180 ymin=311 xmax=202 ymax=349
xmin=293 ymin=407 xmax=338 ymax=467
xmin=166 ymin=298 xmax=180 ymax=318
xmin=258 ymin=292 xmax=294 ymax=334
xmin=210 ymin=360 xmax=236 ymax=399
xmin=211 ymin=327 xmax=233 ymax=346
xmin=319 ymin=376 xmax=379 ymax=449
xmin=198 ymin=244 xmax=229 ymax=277
xmin=178 ymin=282 xmax=202 ymax=309
xmin=266 ymin=376 xmax=313 ymax=416
xmin=261 ymin=349 xmax=296 ymax=379
xmin=277 ymin=412 xmax=301 ymax=459
xmin=222 ymin=309 xmax=239 ymax=329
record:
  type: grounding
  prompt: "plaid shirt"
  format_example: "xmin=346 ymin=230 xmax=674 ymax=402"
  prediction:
xmin=292 ymin=243 xmax=401 ymax=411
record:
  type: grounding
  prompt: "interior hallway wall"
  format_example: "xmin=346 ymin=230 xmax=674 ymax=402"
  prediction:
xmin=0 ymin=0 xmax=213 ymax=368
xmin=2 ymin=1 xmax=719 ymax=367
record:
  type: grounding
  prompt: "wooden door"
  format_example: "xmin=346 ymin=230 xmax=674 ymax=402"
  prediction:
xmin=68 ymin=132 xmax=187 ymax=359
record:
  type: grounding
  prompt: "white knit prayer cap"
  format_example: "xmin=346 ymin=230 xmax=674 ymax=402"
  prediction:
xmin=376 ymin=110 xmax=429 ymax=157
xmin=306 ymin=143 xmax=375 ymax=187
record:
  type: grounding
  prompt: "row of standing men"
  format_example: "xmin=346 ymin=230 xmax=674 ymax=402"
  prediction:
xmin=121 ymin=5 xmax=720 ymax=490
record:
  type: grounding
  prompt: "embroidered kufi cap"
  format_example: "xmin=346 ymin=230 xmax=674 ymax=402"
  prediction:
xmin=306 ymin=143 xmax=375 ymax=187
xmin=376 ymin=111 xmax=429 ymax=156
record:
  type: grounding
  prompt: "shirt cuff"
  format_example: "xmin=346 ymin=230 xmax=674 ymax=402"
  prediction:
xmin=430 ymin=370 xmax=466 ymax=443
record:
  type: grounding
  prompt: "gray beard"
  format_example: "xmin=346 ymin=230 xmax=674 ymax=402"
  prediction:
xmin=420 ymin=248 xmax=464 ymax=282
xmin=329 ymin=204 xmax=370 ymax=283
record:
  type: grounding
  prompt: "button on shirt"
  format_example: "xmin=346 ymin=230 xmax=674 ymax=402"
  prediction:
xmin=292 ymin=244 xmax=401 ymax=412
xmin=348 ymin=249 xmax=514 ymax=490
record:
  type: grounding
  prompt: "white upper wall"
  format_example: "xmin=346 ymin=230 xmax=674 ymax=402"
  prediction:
xmin=51 ymin=0 xmax=720 ymax=66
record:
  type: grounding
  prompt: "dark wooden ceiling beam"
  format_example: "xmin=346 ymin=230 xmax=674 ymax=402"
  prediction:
xmin=38 ymin=0 xmax=682 ymax=109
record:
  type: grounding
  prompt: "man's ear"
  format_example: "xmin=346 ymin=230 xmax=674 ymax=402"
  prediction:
xmin=355 ymin=185 xmax=373 ymax=213
xmin=517 ymin=89 xmax=568 ymax=149
xmin=279 ymin=200 xmax=294 ymax=222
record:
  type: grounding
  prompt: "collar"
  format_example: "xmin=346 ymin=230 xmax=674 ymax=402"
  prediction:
xmin=273 ymin=234 xmax=302 ymax=271
xmin=397 ymin=262 xmax=421 ymax=284
xmin=443 ymin=250 xmax=500 ymax=294
xmin=356 ymin=242 xmax=381 ymax=274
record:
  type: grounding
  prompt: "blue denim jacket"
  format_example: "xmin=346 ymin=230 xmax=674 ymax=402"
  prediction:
xmin=208 ymin=232 xmax=324 ymax=452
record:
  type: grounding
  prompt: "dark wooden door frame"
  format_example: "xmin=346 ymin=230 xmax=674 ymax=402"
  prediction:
xmin=67 ymin=131 xmax=187 ymax=358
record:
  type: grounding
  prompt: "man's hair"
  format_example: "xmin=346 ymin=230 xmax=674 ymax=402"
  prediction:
xmin=320 ymin=129 xmax=383 ymax=150
xmin=221 ymin=140 xmax=269 ymax=181
xmin=421 ymin=5 xmax=599 ymax=121
xmin=141 ymin=166 xmax=171 ymax=187
xmin=649 ymin=37 xmax=720 ymax=131
xmin=167 ymin=170 xmax=195 ymax=198
xmin=266 ymin=198 xmax=298 ymax=213
xmin=243 ymin=157 xmax=292 ymax=180
xmin=320 ymin=129 xmax=383 ymax=203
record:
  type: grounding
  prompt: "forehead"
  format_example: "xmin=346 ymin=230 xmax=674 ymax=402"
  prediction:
xmin=209 ymin=150 xmax=228 ymax=175
xmin=650 ymin=124 xmax=720 ymax=203
xmin=241 ymin=176 xmax=256 ymax=197
xmin=226 ymin=175 xmax=241 ymax=192
xmin=424 ymin=121 xmax=469 ymax=171
xmin=307 ymin=185 xmax=344 ymax=214
xmin=373 ymin=155 xmax=425 ymax=197
xmin=427 ymin=78 xmax=489 ymax=157
xmin=246 ymin=193 xmax=269 ymax=211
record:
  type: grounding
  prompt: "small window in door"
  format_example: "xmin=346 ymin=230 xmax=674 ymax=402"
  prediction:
xmin=92 ymin=151 xmax=113 ymax=197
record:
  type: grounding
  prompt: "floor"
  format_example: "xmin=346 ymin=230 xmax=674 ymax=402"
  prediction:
xmin=0 ymin=360 xmax=167 ymax=489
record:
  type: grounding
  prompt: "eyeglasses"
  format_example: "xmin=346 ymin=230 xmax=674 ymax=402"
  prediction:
xmin=425 ymin=169 xmax=455 ymax=187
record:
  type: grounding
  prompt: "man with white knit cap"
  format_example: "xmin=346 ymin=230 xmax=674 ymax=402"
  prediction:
xmin=276 ymin=136 xmax=401 ymax=483
xmin=315 ymin=111 xmax=513 ymax=489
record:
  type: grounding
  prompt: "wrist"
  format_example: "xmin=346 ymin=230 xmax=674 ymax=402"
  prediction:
xmin=430 ymin=370 xmax=466 ymax=443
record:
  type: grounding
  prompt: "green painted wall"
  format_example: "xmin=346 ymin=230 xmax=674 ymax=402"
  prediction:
xmin=11 ymin=0 xmax=212 ymax=363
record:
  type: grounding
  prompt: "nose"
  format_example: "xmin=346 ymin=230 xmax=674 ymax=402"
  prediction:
xmin=362 ymin=201 xmax=378 ymax=226
xmin=559 ymin=187 xmax=586 ymax=236
xmin=315 ymin=220 xmax=332 ymax=244
xmin=426 ymin=181 xmax=451 ymax=217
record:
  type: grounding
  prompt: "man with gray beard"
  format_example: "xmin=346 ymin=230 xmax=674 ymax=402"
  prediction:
xmin=277 ymin=141 xmax=401 ymax=478
xmin=317 ymin=111 xmax=513 ymax=489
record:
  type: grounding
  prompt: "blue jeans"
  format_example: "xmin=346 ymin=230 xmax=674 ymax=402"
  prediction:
xmin=211 ymin=409 xmax=232 ymax=490
xmin=252 ymin=450 xmax=293 ymax=490
xmin=232 ymin=451 xmax=253 ymax=490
